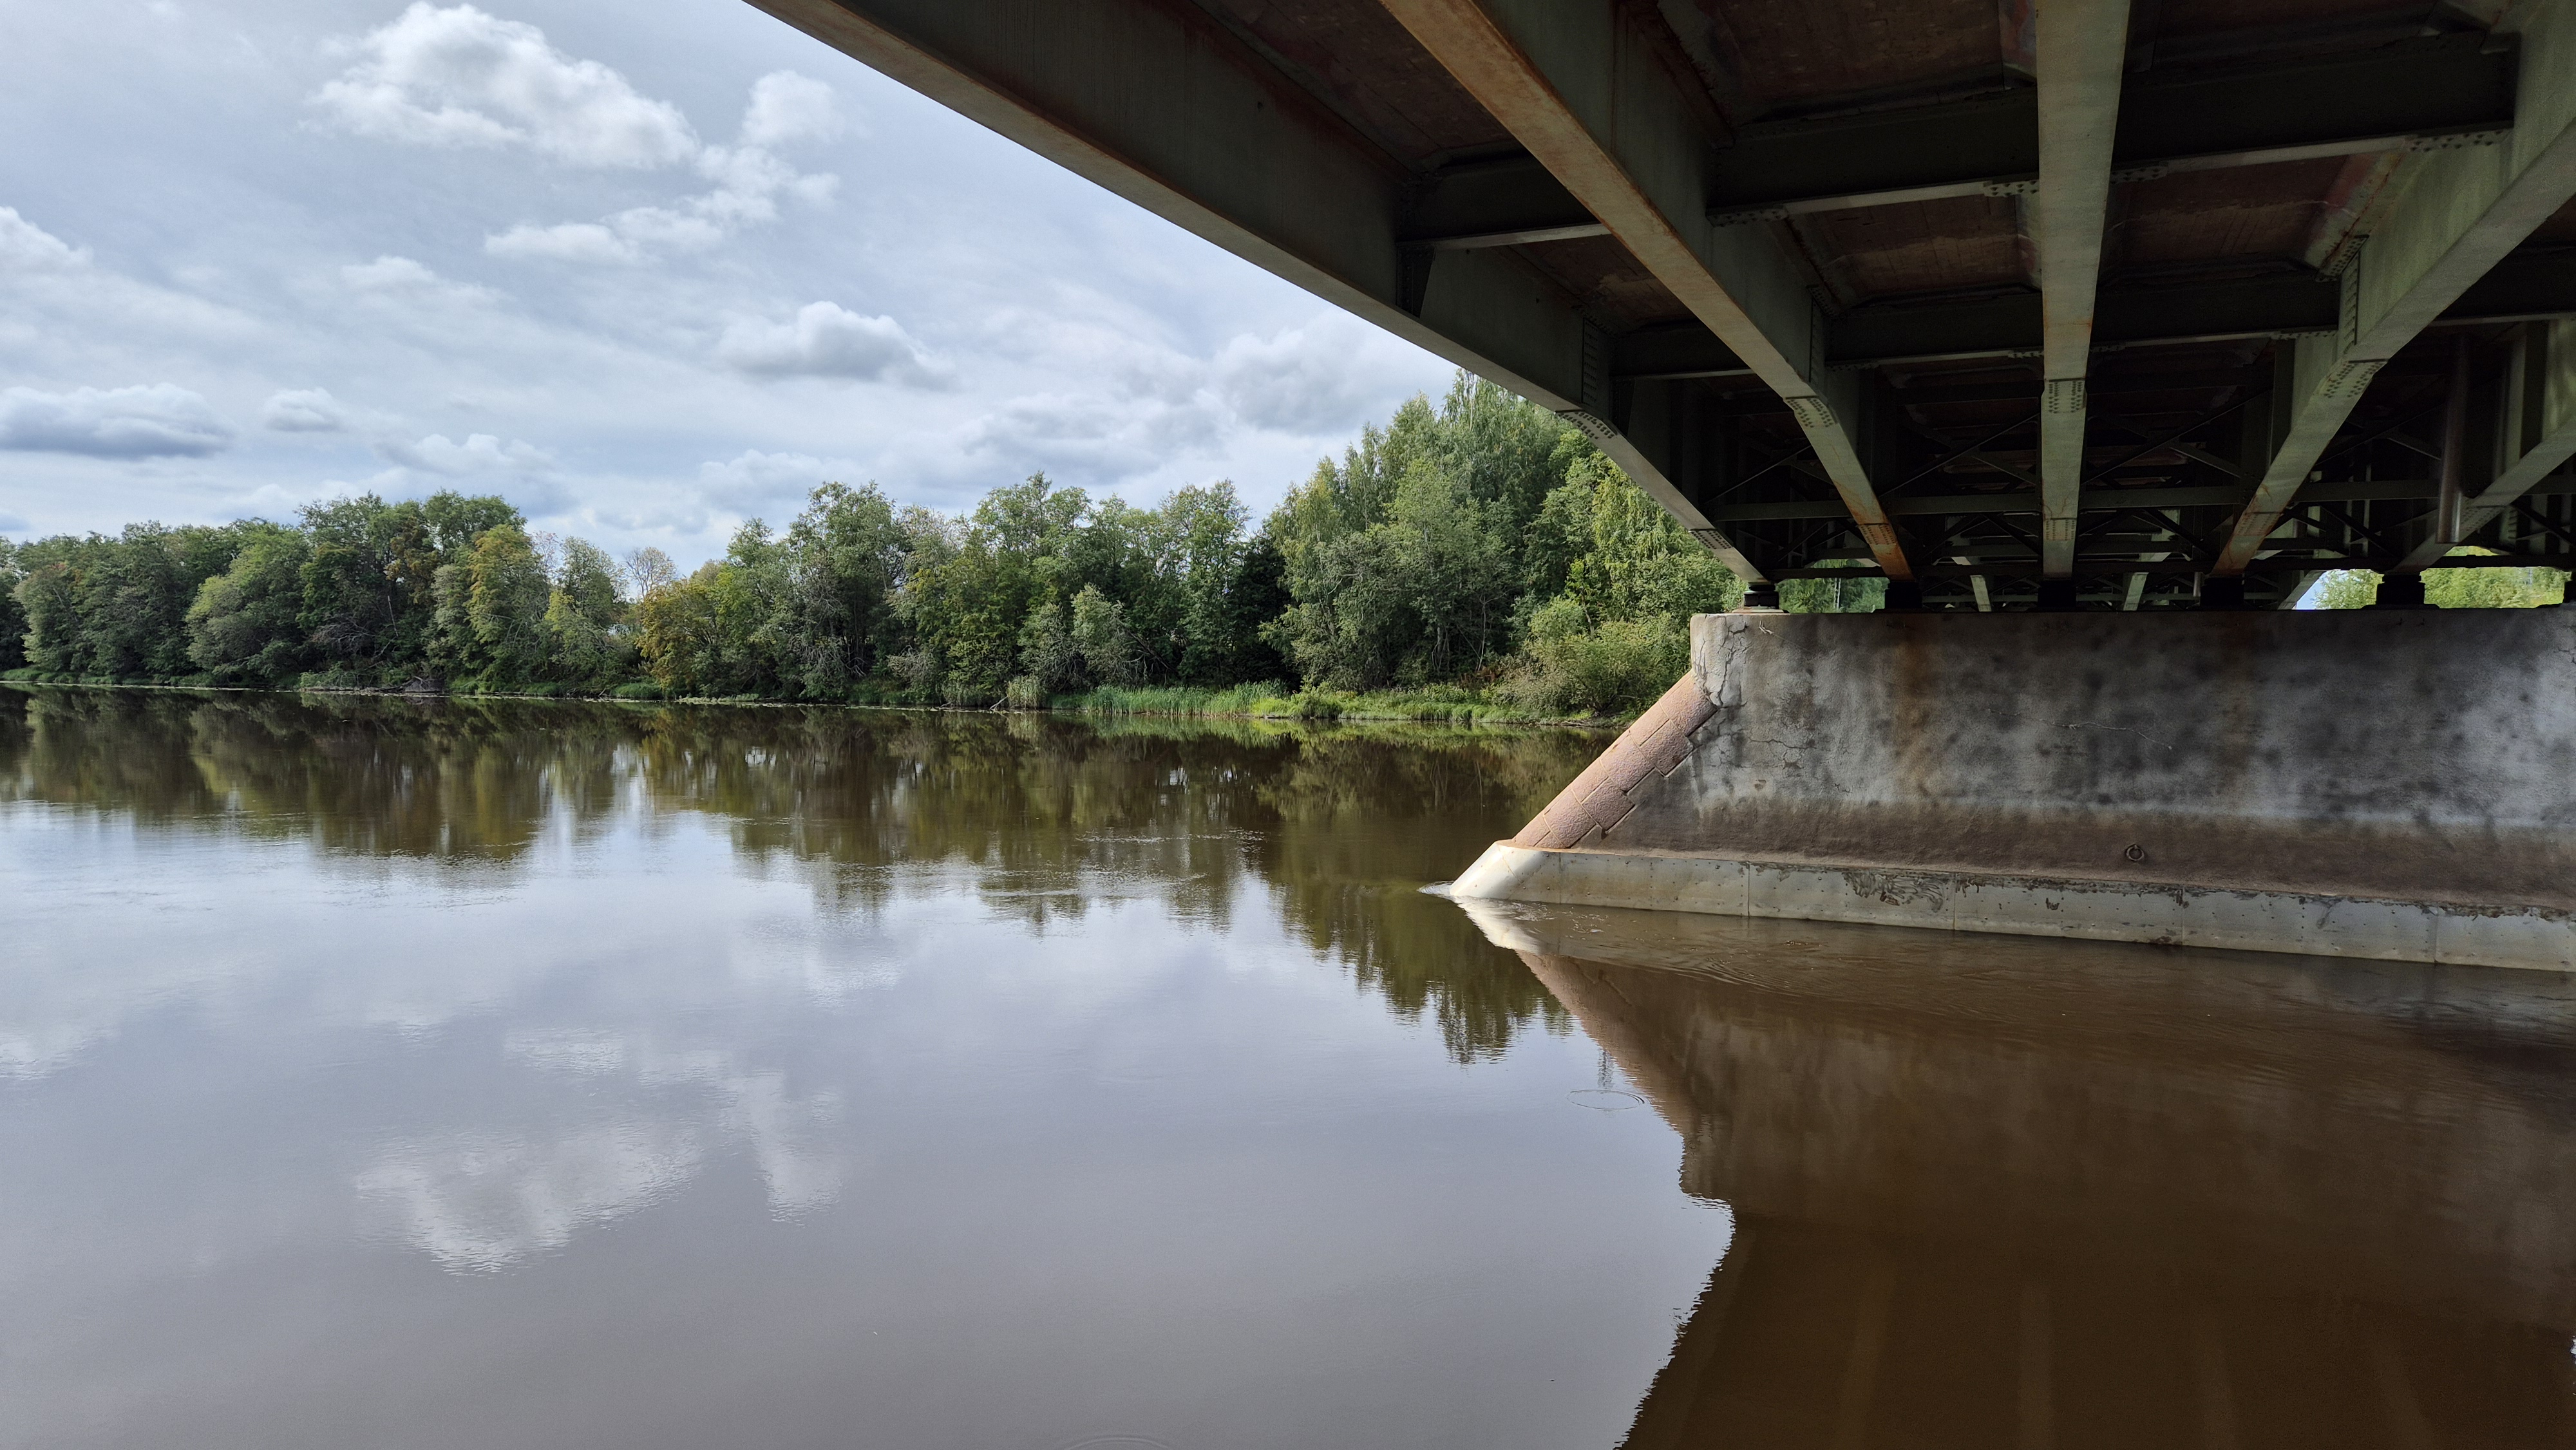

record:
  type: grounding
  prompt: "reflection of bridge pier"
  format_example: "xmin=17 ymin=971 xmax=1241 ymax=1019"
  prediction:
xmin=1624 ymin=1218 xmax=2570 ymax=1450
xmin=1466 ymin=905 xmax=2576 ymax=1445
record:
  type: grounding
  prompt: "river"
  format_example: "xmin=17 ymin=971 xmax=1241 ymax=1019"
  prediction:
xmin=1 ymin=687 xmax=2570 ymax=1448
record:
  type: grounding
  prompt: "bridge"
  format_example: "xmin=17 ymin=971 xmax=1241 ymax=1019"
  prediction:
xmin=762 ymin=0 xmax=2576 ymax=966
xmin=755 ymin=0 xmax=2576 ymax=611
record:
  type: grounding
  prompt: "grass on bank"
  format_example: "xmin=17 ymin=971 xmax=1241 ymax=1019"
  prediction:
xmin=1049 ymin=681 xmax=1574 ymax=725
xmin=0 ymin=666 xmax=1634 ymax=726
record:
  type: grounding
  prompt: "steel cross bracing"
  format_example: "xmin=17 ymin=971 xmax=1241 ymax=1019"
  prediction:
xmin=766 ymin=0 xmax=2576 ymax=609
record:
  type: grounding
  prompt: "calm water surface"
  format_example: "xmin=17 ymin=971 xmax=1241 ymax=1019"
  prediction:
xmin=2 ymin=686 xmax=2571 ymax=1448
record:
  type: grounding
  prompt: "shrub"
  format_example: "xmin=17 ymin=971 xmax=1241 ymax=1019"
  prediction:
xmin=1501 ymin=607 xmax=1687 ymax=717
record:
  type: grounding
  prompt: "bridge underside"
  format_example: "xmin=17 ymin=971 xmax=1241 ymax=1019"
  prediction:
xmin=759 ymin=0 xmax=2576 ymax=608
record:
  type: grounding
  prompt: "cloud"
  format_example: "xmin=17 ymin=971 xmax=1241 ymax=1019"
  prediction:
xmin=261 ymin=388 xmax=349 ymax=433
xmin=0 ymin=208 xmax=254 ymax=344
xmin=0 ymin=384 xmax=235 ymax=458
xmin=482 ymin=220 xmax=639 ymax=265
xmin=1213 ymin=315 xmax=1431 ymax=435
xmin=311 ymin=3 xmax=697 ymax=169
xmin=697 ymin=448 xmax=858 ymax=513
xmin=0 ymin=207 xmax=88 ymax=270
xmin=337 ymin=254 xmax=500 ymax=310
xmin=717 ymin=303 xmax=948 ymax=386
xmin=332 ymin=256 xmax=509 ymax=334
xmin=482 ymin=203 xmax=730 ymax=263
xmin=739 ymin=70 xmax=844 ymax=148
xmin=376 ymin=431 xmax=553 ymax=475
xmin=476 ymin=69 xmax=842 ymax=265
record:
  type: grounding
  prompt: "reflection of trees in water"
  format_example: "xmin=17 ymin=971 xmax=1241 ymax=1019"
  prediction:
xmin=0 ymin=686 xmax=1598 ymax=1060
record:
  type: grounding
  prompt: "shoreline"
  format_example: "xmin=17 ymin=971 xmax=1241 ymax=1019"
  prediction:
xmin=0 ymin=677 xmax=1629 ymax=731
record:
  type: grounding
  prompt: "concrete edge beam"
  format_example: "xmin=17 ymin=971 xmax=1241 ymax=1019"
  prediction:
xmin=1450 ymin=843 xmax=2575 ymax=971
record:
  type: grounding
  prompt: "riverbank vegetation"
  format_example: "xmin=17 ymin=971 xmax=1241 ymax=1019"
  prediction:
xmin=2309 ymin=560 xmax=2570 ymax=609
xmin=0 ymin=374 xmax=1821 ymax=719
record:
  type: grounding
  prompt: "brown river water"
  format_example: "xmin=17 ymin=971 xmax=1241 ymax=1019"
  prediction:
xmin=1 ymin=686 xmax=2570 ymax=1449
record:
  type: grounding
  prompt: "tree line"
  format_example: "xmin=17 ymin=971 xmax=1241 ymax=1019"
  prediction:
xmin=0 ymin=373 xmax=1826 ymax=715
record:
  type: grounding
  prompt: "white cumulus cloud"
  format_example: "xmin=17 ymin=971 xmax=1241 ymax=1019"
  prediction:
xmin=482 ymin=220 xmax=640 ymax=265
xmin=739 ymin=70 xmax=844 ymax=148
xmin=697 ymin=448 xmax=861 ymax=513
xmin=0 ymin=384 xmax=235 ymax=458
xmin=311 ymin=3 xmax=697 ymax=169
xmin=261 ymin=388 xmax=350 ymax=433
xmin=473 ymin=68 xmax=842 ymax=266
xmin=1213 ymin=315 xmax=1432 ymax=435
xmin=376 ymin=431 xmax=553 ymax=475
xmin=0 ymin=207 xmax=89 ymax=270
xmin=717 ymin=303 xmax=948 ymax=386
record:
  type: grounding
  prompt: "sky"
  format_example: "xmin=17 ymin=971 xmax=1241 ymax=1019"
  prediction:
xmin=0 ymin=0 xmax=1459 ymax=565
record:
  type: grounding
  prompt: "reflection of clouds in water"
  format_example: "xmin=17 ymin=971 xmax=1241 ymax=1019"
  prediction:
xmin=361 ymin=1032 xmax=852 ymax=1270
xmin=391 ymin=1028 xmax=853 ymax=1245
xmin=733 ymin=912 xmax=904 ymax=1004
xmin=0 ymin=1019 xmax=113 ymax=1082
xmin=724 ymin=1071 xmax=845 ymax=1218
xmin=357 ymin=1122 xmax=703 ymax=1274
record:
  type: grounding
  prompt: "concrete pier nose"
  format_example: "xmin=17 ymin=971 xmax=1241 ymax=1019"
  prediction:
xmin=1451 ymin=610 xmax=2576 ymax=970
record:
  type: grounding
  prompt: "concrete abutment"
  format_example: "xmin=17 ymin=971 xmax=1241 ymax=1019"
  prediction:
xmin=1451 ymin=610 xmax=2576 ymax=969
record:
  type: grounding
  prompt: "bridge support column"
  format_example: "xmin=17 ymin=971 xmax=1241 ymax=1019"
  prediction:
xmin=1451 ymin=611 xmax=2576 ymax=968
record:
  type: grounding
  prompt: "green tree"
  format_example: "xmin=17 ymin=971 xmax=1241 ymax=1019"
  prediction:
xmin=1271 ymin=457 xmax=1518 ymax=687
xmin=8 ymin=524 xmax=254 ymax=680
xmin=0 ymin=538 xmax=25 ymax=672
xmin=773 ymin=483 xmax=910 ymax=696
xmin=898 ymin=474 xmax=1089 ymax=702
xmin=187 ymin=524 xmax=313 ymax=683
xmin=1779 ymin=569 xmax=1886 ymax=614
xmin=15 ymin=551 xmax=80 ymax=673
xmin=2312 ymin=563 xmax=2570 ymax=609
xmin=1531 ymin=453 xmax=1741 ymax=624
xmin=299 ymin=493 xmax=517 ymax=679
xmin=1017 ymin=599 xmax=1082 ymax=695
xmin=545 ymin=536 xmax=632 ymax=688
xmin=1070 ymin=583 xmax=1143 ymax=686
xmin=430 ymin=524 xmax=552 ymax=686
xmin=634 ymin=563 xmax=728 ymax=697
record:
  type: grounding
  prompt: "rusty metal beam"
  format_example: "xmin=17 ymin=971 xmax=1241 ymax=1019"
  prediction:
xmin=750 ymin=0 xmax=1766 ymax=581
xmin=1377 ymin=0 xmax=1915 ymax=582
xmin=2212 ymin=0 xmax=2576 ymax=576
xmin=2396 ymin=319 xmax=2576 ymax=570
xmin=2034 ymin=0 xmax=2132 ymax=579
